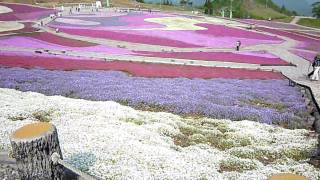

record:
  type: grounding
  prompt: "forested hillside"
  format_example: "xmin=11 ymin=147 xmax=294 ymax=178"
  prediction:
xmin=204 ymin=0 xmax=295 ymax=20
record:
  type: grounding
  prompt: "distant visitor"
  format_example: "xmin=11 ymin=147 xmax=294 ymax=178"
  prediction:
xmin=309 ymin=54 xmax=320 ymax=81
xmin=236 ymin=41 xmax=241 ymax=51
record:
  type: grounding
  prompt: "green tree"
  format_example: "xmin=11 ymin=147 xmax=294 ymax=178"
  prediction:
xmin=280 ymin=5 xmax=286 ymax=13
xmin=180 ymin=0 xmax=187 ymax=6
xmin=204 ymin=0 xmax=212 ymax=15
xmin=312 ymin=2 xmax=320 ymax=18
xmin=292 ymin=11 xmax=298 ymax=16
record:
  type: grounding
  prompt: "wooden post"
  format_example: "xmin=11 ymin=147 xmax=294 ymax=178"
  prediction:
xmin=10 ymin=122 xmax=64 ymax=179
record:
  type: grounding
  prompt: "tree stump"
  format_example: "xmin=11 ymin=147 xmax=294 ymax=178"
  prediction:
xmin=10 ymin=122 xmax=64 ymax=179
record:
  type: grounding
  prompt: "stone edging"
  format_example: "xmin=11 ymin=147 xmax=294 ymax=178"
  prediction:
xmin=281 ymin=74 xmax=320 ymax=167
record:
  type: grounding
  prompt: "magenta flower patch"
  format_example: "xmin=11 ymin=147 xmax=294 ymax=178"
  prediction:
xmin=258 ymin=27 xmax=320 ymax=52
xmin=0 ymin=34 xmax=133 ymax=55
xmin=58 ymin=28 xmax=202 ymax=48
xmin=134 ymin=50 xmax=289 ymax=65
xmin=196 ymin=23 xmax=281 ymax=41
xmin=290 ymin=49 xmax=317 ymax=62
xmin=241 ymin=19 xmax=311 ymax=30
xmin=0 ymin=52 xmax=284 ymax=79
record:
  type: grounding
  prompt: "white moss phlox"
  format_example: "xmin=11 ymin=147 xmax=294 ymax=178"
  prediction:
xmin=145 ymin=17 xmax=207 ymax=30
xmin=0 ymin=88 xmax=319 ymax=179
xmin=55 ymin=18 xmax=101 ymax=26
xmin=0 ymin=5 xmax=12 ymax=14
xmin=0 ymin=21 xmax=24 ymax=33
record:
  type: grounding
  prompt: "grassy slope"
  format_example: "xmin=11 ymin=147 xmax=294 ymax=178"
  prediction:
xmin=209 ymin=0 xmax=292 ymax=20
xmin=245 ymin=0 xmax=286 ymax=19
xmin=297 ymin=18 xmax=320 ymax=28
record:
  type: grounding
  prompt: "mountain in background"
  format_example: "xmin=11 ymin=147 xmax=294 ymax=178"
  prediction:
xmin=272 ymin=0 xmax=316 ymax=16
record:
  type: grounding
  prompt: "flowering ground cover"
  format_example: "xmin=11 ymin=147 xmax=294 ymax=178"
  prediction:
xmin=0 ymin=4 xmax=318 ymax=179
xmin=241 ymin=19 xmax=312 ymax=30
xmin=116 ymin=28 xmax=282 ymax=48
xmin=0 ymin=21 xmax=24 ymax=34
xmin=50 ymin=12 xmax=168 ymax=30
xmin=0 ymin=88 xmax=318 ymax=179
xmin=21 ymin=32 xmax=97 ymax=47
xmin=0 ymin=67 xmax=308 ymax=128
xmin=0 ymin=4 xmax=12 ymax=14
xmin=0 ymin=35 xmax=133 ymax=55
xmin=0 ymin=22 xmax=36 ymax=35
xmin=49 ymin=13 xmax=283 ymax=48
xmin=0 ymin=3 xmax=56 ymax=21
xmin=302 ymin=30 xmax=320 ymax=37
xmin=56 ymin=27 xmax=282 ymax=48
xmin=57 ymin=28 xmax=203 ymax=48
xmin=0 ymin=31 xmax=288 ymax=65
xmin=0 ymin=50 xmax=96 ymax=60
xmin=196 ymin=23 xmax=281 ymax=41
xmin=257 ymin=27 xmax=320 ymax=52
xmin=287 ymin=30 xmax=320 ymax=40
xmin=0 ymin=53 xmax=284 ymax=79
xmin=134 ymin=50 xmax=289 ymax=65
xmin=290 ymin=49 xmax=317 ymax=63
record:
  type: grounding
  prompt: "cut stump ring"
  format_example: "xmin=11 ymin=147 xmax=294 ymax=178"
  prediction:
xmin=268 ymin=173 xmax=307 ymax=180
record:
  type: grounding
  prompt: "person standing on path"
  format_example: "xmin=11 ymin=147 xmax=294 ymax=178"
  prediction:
xmin=236 ymin=41 xmax=241 ymax=51
xmin=308 ymin=55 xmax=318 ymax=78
xmin=310 ymin=54 xmax=320 ymax=81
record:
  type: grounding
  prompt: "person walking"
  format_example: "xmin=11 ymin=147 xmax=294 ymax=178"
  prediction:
xmin=310 ymin=54 xmax=320 ymax=81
